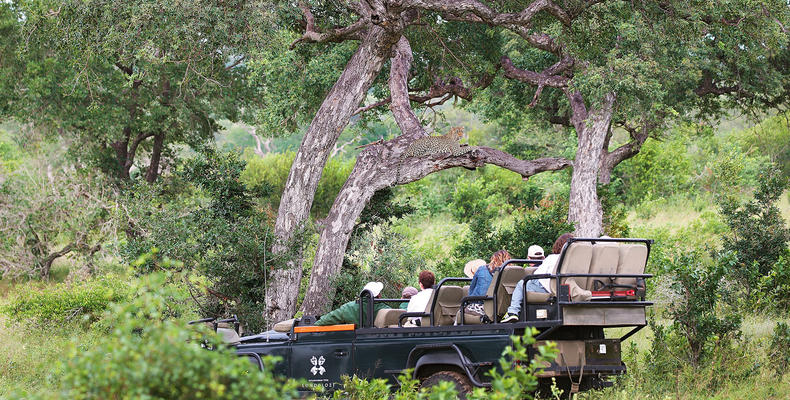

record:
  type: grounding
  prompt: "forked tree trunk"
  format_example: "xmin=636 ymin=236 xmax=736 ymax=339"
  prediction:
xmin=567 ymin=92 xmax=616 ymax=238
xmin=265 ymin=25 xmax=402 ymax=325
xmin=299 ymin=37 xmax=573 ymax=316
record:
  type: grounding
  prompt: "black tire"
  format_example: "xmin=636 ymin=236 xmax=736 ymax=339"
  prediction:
xmin=420 ymin=370 xmax=473 ymax=399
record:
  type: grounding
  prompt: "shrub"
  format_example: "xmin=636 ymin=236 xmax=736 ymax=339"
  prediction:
xmin=451 ymin=196 xmax=573 ymax=264
xmin=769 ymin=322 xmax=790 ymax=377
xmin=122 ymin=150 xmax=305 ymax=332
xmin=330 ymin=328 xmax=557 ymax=400
xmin=2 ymin=275 xmax=128 ymax=325
xmin=333 ymin=224 xmax=425 ymax=309
xmin=662 ymin=250 xmax=742 ymax=366
xmin=718 ymin=167 xmax=790 ymax=289
xmin=15 ymin=272 xmax=304 ymax=400
xmin=756 ymin=251 xmax=790 ymax=312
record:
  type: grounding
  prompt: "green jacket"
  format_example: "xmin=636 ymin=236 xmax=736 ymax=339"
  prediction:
xmin=315 ymin=299 xmax=390 ymax=326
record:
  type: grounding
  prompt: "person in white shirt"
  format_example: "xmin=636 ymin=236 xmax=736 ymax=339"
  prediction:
xmin=502 ymin=233 xmax=574 ymax=323
xmin=406 ymin=270 xmax=436 ymax=324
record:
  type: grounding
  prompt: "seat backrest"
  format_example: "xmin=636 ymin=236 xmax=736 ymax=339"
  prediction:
xmin=615 ymin=243 xmax=649 ymax=287
xmin=374 ymin=308 xmax=406 ymax=328
xmin=421 ymin=285 xmax=464 ymax=326
xmin=483 ymin=266 xmax=529 ymax=319
xmin=462 ymin=285 xmax=470 ymax=297
xmin=586 ymin=242 xmax=620 ymax=290
xmin=553 ymin=242 xmax=593 ymax=295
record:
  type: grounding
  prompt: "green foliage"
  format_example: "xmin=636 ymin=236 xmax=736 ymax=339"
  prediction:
xmin=467 ymin=327 xmax=558 ymax=400
xmin=448 ymin=197 xmax=573 ymax=274
xmin=0 ymin=154 xmax=115 ymax=280
xmin=769 ymin=322 xmax=790 ymax=377
xmin=756 ymin=251 xmax=790 ymax=312
xmin=330 ymin=328 xmax=557 ymax=400
xmin=123 ymin=150 xmax=303 ymax=332
xmin=718 ymin=167 xmax=790 ymax=286
xmin=15 ymin=272 xmax=304 ymax=400
xmin=2 ymin=275 xmax=128 ymax=326
xmin=449 ymin=166 xmax=543 ymax=221
xmin=241 ymin=152 xmax=354 ymax=218
xmin=5 ymin=0 xmax=272 ymax=181
xmin=662 ymin=250 xmax=742 ymax=366
xmin=333 ymin=224 xmax=425 ymax=309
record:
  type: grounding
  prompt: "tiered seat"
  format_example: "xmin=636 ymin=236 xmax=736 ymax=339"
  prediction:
xmin=459 ymin=265 xmax=532 ymax=324
xmin=421 ymin=285 xmax=464 ymax=326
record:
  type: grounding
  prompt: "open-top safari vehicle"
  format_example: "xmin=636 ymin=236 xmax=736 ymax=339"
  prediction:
xmin=200 ymin=237 xmax=653 ymax=396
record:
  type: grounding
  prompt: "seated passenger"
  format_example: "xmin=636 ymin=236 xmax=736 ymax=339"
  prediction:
xmin=502 ymin=233 xmax=573 ymax=323
xmin=405 ymin=270 xmax=436 ymax=323
xmin=464 ymin=250 xmax=511 ymax=316
xmin=315 ymin=282 xmax=390 ymax=326
xmin=400 ymin=286 xmax=419 ymax=310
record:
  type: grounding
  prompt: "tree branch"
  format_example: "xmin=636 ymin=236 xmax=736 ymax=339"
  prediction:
xmin=290 ymin=2 xmax=368 ymax=48
xmin=353 ymin=70 xmax=497 ymax=115
xmin=404 ymin=0 xmax=572 ymax=27
xmin=388 ymin=36 xmax=428 ymax=140
xmin=501 ymin=56 xmax=571 ymax=106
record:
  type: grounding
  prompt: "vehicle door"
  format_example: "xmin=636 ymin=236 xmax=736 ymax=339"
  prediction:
xmin=289 ymin=328 xmax=354 ymax=393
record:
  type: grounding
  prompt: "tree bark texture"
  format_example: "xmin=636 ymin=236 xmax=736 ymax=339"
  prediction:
xmin=567 ymin=91 xmax=616 ymax=238
xmin=300 ymin=37 xmax=572 ymax=315
xmin=265 ymin=24 xmax=403 ymax=325
xmin=145 ymin=132 xmax=165 ymax=183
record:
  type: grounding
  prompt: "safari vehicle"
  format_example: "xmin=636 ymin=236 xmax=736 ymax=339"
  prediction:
xmin=207 ymin=238 xmax=653 ymax=396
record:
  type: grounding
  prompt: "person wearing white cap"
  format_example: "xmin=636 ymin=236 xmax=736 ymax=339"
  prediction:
xmin=527 ymin=245 xmax=544 ymax=259
xmin=314 ymin=282 xmax=390 ymax=326
xmin=502 ymin=234 xmax=572 ymax=323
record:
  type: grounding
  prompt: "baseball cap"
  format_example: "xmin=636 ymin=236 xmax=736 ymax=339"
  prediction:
xmin=527 ymin=245 xmax=544 ymax=258
xmin=362 ymin=281 xmax=384 ymax=297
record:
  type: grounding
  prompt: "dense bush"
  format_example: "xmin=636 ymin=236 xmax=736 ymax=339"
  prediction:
xmin=333 ymin=224 xmax=425 ymax=309
xmin=241 ymin=151 xmax=354 ymax=218
xmin=769 ymin=322 xmax=790 ymax=377
xmin=123 ymin=150 xmax=304 ymax=332
xmin=446 ymin=197 xmax=573 ymax=274
xmin=718 ymin=167 xmax=790 ymax=290
xmin=662 ymin=250 xmax=742 ymax=366
xmin=2 ymin=275 xmax=128 ymax=325
xmin=14 ymin=272 xmax=304 ymax=400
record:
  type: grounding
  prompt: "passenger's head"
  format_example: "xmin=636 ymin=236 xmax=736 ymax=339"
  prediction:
xmin=489 ymin=249 xmax=512 ymax=271
xmin=401 ymin=286 xmax=418 ymax=299
xmin=527 ymin=245 xmax=545 ymax=260
xmin=552 ymin=233 xmax=574 ymax=254
xmin=418 ymin=270 xmax=435 ymax=290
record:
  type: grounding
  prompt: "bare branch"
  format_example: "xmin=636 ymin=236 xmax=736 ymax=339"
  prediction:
xmin=290 ymin=3 xmax=368 ymax=48
xmin=404 ymin=0 xmax=572 ymax=27
xmin=501 ymin=56 xmax=571 ymax=106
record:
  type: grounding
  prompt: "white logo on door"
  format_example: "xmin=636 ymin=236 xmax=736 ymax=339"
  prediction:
xmin=310 ymin=356 xmax=326 ymax=376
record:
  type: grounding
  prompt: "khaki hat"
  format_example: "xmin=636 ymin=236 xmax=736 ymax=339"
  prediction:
xmin=464 ymin=259 xmax=487 ymax=278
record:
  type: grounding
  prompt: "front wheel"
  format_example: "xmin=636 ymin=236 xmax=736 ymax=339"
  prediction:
xmin=420 ymin=370 xmax=473 ymax=399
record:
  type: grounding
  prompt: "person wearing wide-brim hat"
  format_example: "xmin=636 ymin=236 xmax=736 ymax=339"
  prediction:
xmin=315 ymin=282 xmax=390 ymax=326
xmin=464 ymin=259 xmax=487 ymax=278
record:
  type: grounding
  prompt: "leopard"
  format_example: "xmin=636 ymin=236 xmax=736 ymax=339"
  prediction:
xmin=396 ymin=127 xmax=477 ymax=183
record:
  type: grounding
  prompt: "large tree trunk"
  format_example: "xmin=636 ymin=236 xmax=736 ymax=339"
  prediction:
xmin=567 ymin=91 xmax=615 ymax=238
xmin=300 ymin=157 xmax=382 ymax=315
xmin=265 ymin=25 xmax=402 ymax=325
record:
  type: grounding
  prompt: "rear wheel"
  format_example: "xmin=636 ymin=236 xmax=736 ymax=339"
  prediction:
xmin=420 ymin=370 xmax=473 ymax=399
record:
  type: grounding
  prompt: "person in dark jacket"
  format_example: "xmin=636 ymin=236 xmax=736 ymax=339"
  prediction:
xmin=315 ymin=282 xmax=390 ymax=326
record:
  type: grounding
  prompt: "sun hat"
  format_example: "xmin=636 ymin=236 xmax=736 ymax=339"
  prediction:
xmin=362 ymin=281 xmax=384 ymax=297
xmin=401 ymin=286 xmax=419 ymax=298
xmin=527 ymin=245 xmax=545 ymax=259
xmin=463 ymin=259 xmax=487 ymax=278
